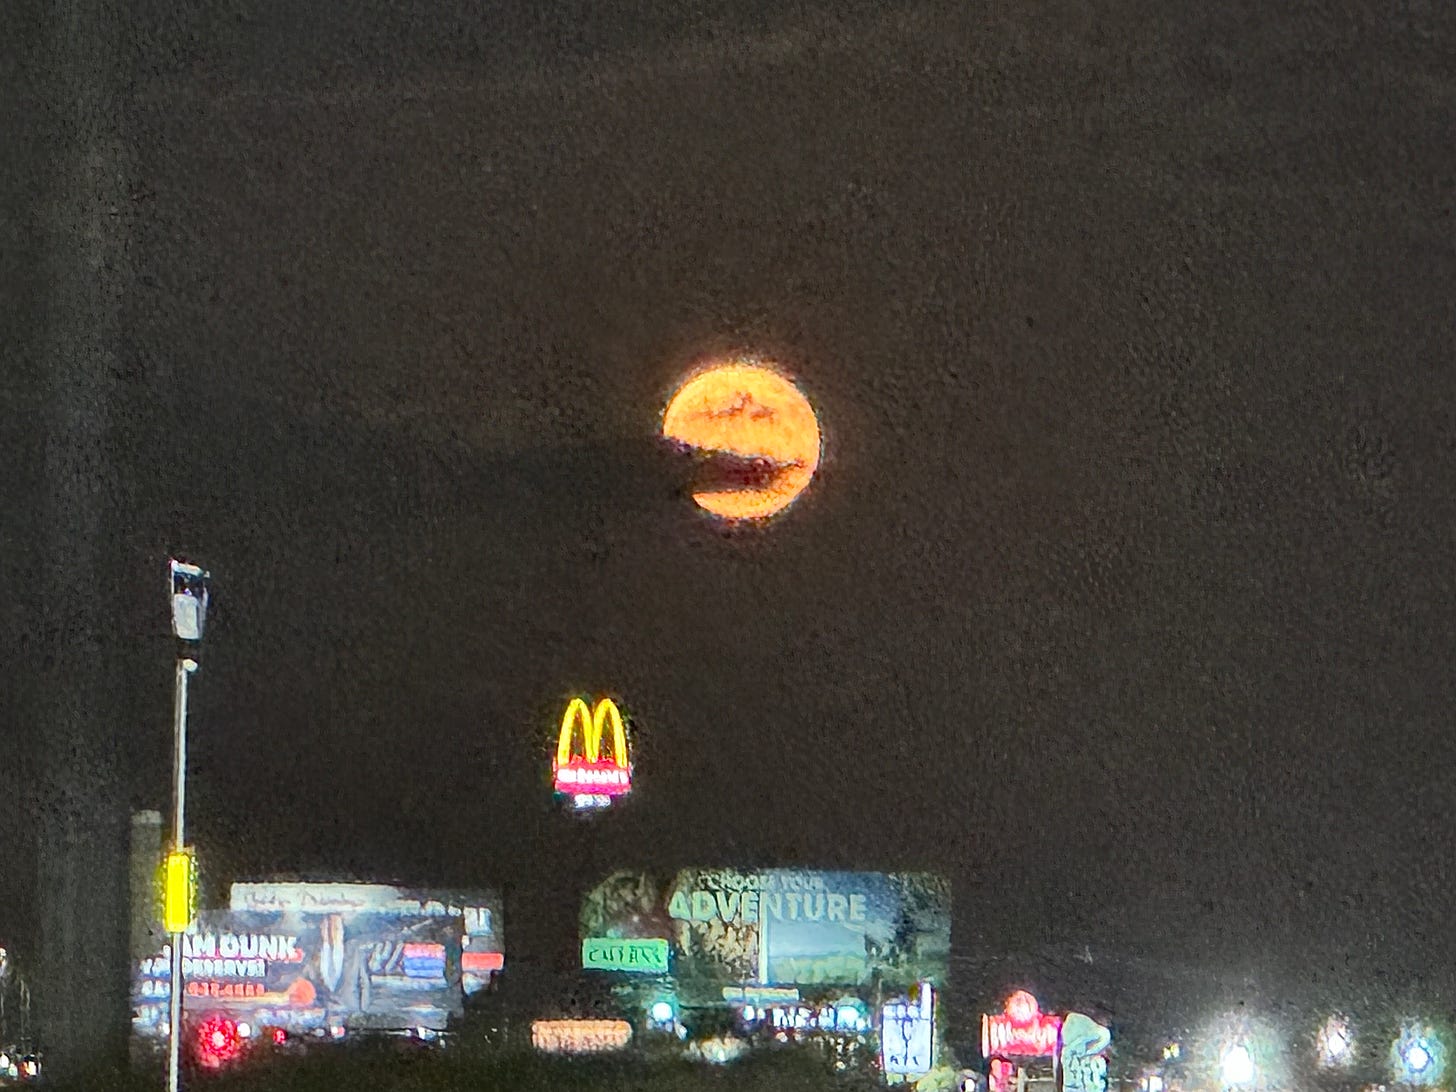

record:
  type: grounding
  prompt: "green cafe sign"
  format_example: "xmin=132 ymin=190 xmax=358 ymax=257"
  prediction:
xmin=582 ymin=937 xmax=670 ymax=974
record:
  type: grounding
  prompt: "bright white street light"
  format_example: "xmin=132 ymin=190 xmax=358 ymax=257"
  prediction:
xmin=1406 ymin=1042 xmax=1432 ymax=1073
xmin=1222 ymin=1043 xmax=1256 ymax=1086
xmin=1393 ymin=1026 xmax=1445 ymax=1084
xmin=1319 ymin=1016 xmax=1354 ymax=1067
xmin=650 ymin=1001 xmax=674 ymax=1024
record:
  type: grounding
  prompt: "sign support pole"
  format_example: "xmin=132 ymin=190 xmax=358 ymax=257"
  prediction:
xmin=166 ymin=657 xmax=197 ymax=1092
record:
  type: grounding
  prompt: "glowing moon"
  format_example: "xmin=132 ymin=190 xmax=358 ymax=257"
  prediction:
xmin=661 ymin=360 xmax=822 ymax=521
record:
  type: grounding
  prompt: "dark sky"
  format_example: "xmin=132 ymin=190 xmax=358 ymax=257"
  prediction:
xmin=6 ymin=0 xmax=1456 ymax=1040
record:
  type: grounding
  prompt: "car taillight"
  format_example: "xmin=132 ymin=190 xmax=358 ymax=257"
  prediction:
xmin=194 ymin=1014 xmax=242 ymax=1068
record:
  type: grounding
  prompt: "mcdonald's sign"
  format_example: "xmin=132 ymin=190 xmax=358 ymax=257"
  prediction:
xmin=553 ymin=696 xmax=632 ymax=801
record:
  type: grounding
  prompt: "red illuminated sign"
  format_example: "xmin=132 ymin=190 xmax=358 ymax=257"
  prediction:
xmin=185 ymin=981 xmax=265 ymax=999
xmin=462 ymin=951 xmax=504 ymax=973
xmin=982 ymin=991 xmax=1062 ymax=1058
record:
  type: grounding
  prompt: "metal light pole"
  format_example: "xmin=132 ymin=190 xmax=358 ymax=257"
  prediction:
xmin=165 ymin=656 xmax=196 ymax=1092
xmin=165 ymin=560 xmax=208 ymax=1092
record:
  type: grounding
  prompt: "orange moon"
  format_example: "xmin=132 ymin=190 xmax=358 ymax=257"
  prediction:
xmin=661 ymin=361 xmax=822 ymax=520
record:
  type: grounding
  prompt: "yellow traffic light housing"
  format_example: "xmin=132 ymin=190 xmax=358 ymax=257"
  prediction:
xmin=162 ymin=848 xmax=196 ymax=934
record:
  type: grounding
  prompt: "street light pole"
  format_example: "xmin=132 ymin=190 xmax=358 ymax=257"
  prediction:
xmin=165 ymin=559 xmax=208 ymax=1092
xmin=166 ymin=656 xmax=197 ymax=1092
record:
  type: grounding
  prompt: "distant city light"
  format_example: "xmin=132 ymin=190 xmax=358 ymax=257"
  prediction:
xmin=650 ymin=1001 xmax=675 ymax=1024
xmin=236 ymin=1021 xmax=252 ymax=1039
xmin=1221 ymin=1043 xmax=1256 ymax=1086
xmin=1407 ymin=1043 xmax=1431 ymax=1073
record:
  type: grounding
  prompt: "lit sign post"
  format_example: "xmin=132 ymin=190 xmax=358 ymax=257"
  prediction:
xmin=1061 ymin=1012 xmax=1113 ymax=1092
xmin=881 ymin=982 xmax=936 ymax=1077
xmin=553 ymin=697 xmax=632 ymax=811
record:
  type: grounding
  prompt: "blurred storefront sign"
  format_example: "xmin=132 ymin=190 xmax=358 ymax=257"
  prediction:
xmin=530 ymin=1019 xmax=633 ymax=1054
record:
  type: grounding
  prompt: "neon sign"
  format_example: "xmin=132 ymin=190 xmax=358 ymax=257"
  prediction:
xmin=982 ymin=991 xmax=1062 ymax=1058
xmin=553 ymin=697 xmax=632 ymax=802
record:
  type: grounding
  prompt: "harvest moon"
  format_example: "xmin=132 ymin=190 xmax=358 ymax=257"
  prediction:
xmin=661 ymin=361 xmax=822 ymax=521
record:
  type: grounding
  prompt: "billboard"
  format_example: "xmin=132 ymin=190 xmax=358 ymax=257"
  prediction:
xmin=229 ymin=883 xmax=503 ymax=994
xmin=579 ymin=869 xmax=950 ymax=1004
xmin=132 ymin=906 xmax=463 ymax=1038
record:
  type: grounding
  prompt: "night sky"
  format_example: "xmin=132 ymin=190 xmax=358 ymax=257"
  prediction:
xmin=5 ymin=0 xmax=1456 ymax=1052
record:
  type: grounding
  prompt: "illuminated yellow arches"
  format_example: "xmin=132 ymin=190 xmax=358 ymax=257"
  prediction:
xmin=556 ymin=697 xmax=629 ymax=769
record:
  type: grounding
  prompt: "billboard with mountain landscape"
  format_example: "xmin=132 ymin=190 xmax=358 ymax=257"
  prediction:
xmin=580 ymin=868 xmax=950 ymax=1005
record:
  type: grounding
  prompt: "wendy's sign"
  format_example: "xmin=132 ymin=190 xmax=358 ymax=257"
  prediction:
xmin=982 ymin=991 xmax=1062 ymax=1058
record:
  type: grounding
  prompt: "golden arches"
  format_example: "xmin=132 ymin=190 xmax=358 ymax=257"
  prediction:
xmin=556 ymin=697 xmax=629 ymax=769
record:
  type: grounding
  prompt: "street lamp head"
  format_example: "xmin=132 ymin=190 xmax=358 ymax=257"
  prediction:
xmin=1393 ymin=1025 xmax=1445 ymax=1084
xmin=1319 ymin=1015 xmax=1354 ymax=1067
xmin=169 ymin=558 xmax=210 ymax=642
xmin=1406 ymin=1042 xmax=1432 ymax=1074
xmin=1221 ymin=1043 xmax=1256 ymax=1086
